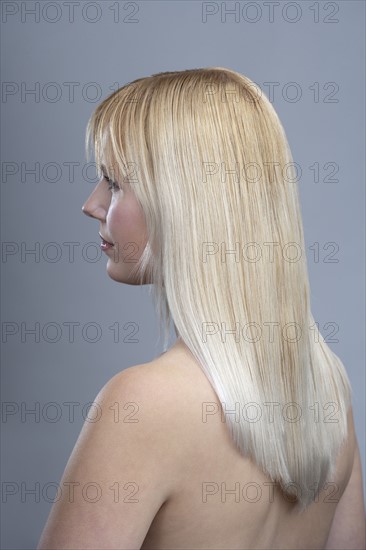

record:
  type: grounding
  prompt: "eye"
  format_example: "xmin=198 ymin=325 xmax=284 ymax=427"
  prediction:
xmin=103 ymin=174 xmax=120 ymax=193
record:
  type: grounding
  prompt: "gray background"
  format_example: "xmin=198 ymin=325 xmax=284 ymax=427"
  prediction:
xmin=1 ymin=1 xmax=365 ymax=548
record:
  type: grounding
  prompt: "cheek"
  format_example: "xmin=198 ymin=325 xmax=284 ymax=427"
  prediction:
xmin=108 ymin=195 xmax=147 ymax=247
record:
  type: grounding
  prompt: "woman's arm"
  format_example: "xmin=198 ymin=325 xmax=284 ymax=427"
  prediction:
xmin=325 ymin=434 xmax=366 ymax=550
xmin=37 ymin=365 xmax=175 ymax=550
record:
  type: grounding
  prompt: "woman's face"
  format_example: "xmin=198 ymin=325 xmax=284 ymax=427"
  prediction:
xmin=81 ymin=164 xmax=149 ymax=285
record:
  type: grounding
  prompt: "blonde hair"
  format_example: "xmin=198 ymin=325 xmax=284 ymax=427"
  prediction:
xmin=85 ymin=67 xmax=352 ymax=512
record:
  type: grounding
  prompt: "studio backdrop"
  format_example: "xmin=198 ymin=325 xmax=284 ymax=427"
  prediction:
xmin=1 ymin=1 xmax=365 ymax=548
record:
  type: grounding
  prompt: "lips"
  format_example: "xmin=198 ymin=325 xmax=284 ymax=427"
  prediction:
xmin=99 ymin=232 xmax=114 ymax=247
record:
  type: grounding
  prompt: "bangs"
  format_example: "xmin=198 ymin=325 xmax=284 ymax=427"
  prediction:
xmin=85 ymin=83 xmax=141 ymax=186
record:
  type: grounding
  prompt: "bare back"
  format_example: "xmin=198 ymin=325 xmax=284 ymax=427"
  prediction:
xmin=140 ymin=340 xmax=359 ymax=550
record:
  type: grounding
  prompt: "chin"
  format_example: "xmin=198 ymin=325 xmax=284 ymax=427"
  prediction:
xmin=106 ymin=263 xmax=127 ymax=284
xmin=106 ymin=263 xmax=147 ymax=286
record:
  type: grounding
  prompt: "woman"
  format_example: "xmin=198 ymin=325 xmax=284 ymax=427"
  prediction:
xmin=37 ymin=67 xmax=365 ymax=549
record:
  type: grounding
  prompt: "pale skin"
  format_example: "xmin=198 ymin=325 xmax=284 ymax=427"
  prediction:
xmin=81 ymin=164 xmax=149 ymax=285
xmin=37 ymin=168 xmax=366 ymax=549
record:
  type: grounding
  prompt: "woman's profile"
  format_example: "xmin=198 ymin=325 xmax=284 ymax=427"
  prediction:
xmin=37 ymin=67 xmax=365 ymax=549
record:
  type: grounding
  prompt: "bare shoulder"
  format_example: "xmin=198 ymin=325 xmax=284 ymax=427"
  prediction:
xmin=108 ymin=343 xmax=218 ymax=412
xmin=102 ymin=352 xmax=215 ymax=430
xmin=105 ymin=345 xmax=223 ymax=455
xmin=325 ymin=403 xmax=366 ymax=549
xmin=37 ymin=352 xmax=204 ymax=550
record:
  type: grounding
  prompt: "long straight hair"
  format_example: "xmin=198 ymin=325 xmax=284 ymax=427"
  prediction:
xmin=85 ymin=67 xmax=352 ymax=512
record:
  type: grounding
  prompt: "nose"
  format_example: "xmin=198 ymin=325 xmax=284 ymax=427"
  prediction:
xmin=81 ymin=202 xmax=106 ymax=220
xmin=81 ymin=182 xmax=107 ymax=220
